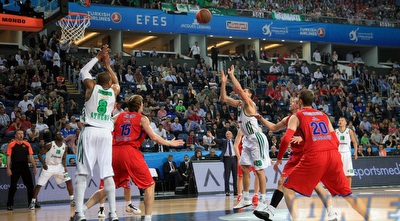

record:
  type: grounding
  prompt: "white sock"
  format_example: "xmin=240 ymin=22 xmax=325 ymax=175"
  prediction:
xmin=126 ymin=201 xmax=131 ymax=206
xmin=70 ymin=195 xmax=74 ymax=200
xmin=31 ymin=198 xmax=36 ymax=203
xmin=74 ymin=175 xmax=87 ymax=214
xmin=104 ymin=177 xmax=117 ymax=215
xmin=83 ymin=205 xmax=88 ymax=213
xmin=243 ymin=191 xmax=250 ymax=200
xmin=144 ymin=215 xmax=152 ymax=221
xmin=100 ymin=203 xmax=105 ymax=208
xmin=327 ymin=206 xmax=333 ymax=214
xmin=260 ymin=194 xmax=267 ymax=203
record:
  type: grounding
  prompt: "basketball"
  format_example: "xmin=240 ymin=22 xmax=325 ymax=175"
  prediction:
xmin=196 ymin=8 xmax=212 ymax=24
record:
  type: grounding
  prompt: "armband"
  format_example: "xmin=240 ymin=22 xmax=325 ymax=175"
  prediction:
xmin=80 ymin=57 xmax=98 ymax=81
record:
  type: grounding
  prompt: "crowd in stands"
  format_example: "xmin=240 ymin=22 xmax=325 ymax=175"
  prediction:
xmin=89 ymin=0 xmax=400 ymax=26
xmin=1 ymin=28 xmax=400 ymax=170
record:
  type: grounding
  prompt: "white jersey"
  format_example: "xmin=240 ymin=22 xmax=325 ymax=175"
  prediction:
xmin=45 ymin=141 xmax=67 ymax=165
xmin=336 ymin=128 xmax=352 ymax=153
xmin=237 ymin=101 xmax=259 ymax=136
xmin=82 ymin=84 xmax=115 ymax=131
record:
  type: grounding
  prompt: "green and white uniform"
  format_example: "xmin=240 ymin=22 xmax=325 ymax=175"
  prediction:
xmin=37 ymin=141 xmax=70 ymax=186
xmin=77 ymin=84 xmax=115 ymax=179
xmin=336 ymin=128 xmax=355 ymax=176
xmin=237 ymin=101 xmax=271 ymax=170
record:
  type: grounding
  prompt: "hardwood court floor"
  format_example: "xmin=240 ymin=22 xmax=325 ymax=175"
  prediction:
xmin=2 ymin=187 xmax=400 ymax=221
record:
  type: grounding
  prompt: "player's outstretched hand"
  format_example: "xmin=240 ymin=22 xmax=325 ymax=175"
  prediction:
xmin=290 ymin=136 xmax=303 ymax=144
xmin=169 ymin=138 xmax=185 ymax=147
xmin=273 ymin=159 xmax=282 ymax=172
xmin=221 ymin=70 xmax=228 ymax=83
xmin=228 ymin=64 xmax=235 ymax=76
xmin=251 ymin=113 xmax=262 ymax=120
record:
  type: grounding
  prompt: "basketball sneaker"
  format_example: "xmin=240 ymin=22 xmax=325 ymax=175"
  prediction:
xmin=253 ymin=204 xmax=273 ymax=221
xmin=252 ymin=194 xmax=259 ymax=206
xmin=97 ymin=207 xmax=106 ymax=218
xmin=237 ymin=194 xmax=242 ymax=203
xmin=233 ymin=198 xmax=252 ymax=209
xmin=29 ymin=201 xmax=36 ymax=210
xmin=108 ymin=212 xmax=119 ymax=221
xmin=125 ymin=203 xmax=142 ymax=215
xmin=328 ymin=211 xmax=338 ymax=221
xmin=73 ymin=212 xmax=87 ymax=221
xmin=70 ymin=199 xmax=76 ymax=207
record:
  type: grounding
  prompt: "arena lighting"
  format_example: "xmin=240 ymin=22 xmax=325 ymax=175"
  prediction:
xmin=264 ymin=44 xmax=283 ymax=50
xmin=123 ymin=36 xmax=157 ymax=48
xmin=206 ymin=41 xmax=233 ymax=50
xmin=74 ymin=32 xmax=99 ymax=45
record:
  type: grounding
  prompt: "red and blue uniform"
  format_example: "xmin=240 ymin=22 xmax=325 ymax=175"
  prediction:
xmin=279 ymin=108 xmax=351 ymax=197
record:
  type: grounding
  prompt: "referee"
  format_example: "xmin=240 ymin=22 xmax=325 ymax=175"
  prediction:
xmin=6 ymin=129 xmax=37 ymax=210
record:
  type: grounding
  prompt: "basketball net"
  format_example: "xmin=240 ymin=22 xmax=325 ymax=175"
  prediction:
xmin=57 ymin=12 xmax=91 ymax=42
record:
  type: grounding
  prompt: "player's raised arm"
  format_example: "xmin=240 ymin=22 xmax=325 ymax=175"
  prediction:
xmin=141 ymin=116 xmax=185 ymax=147
xmin=80 ymin=46 xmax=106 ymax=92
xmin=102 ymin=45 xmax=120 ymax=96
xmin=226 ymin=64 xmax=252 ymax=105
xmin=220 ymin=69 xmax=239 ymax=107
xmin=252 ymin=113 xmax=288 ymax=132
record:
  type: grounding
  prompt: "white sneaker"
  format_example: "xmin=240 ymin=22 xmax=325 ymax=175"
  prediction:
xmin=253 ymin=204 xmax=273 ymax=221
xmin=108 ymin=212 xmax=119 ymax=221
xmin=328 ymin=211 xmax=338 ymax=221
xmin=73 ymin=212 xmax=87 ymax=221
xmin=125 ymin=203 xmax=142 ymax=215
xmin=233 ymin=199 xmax=252 ymax=209
xmin=97 ymin=207 xmax=106 ymax=218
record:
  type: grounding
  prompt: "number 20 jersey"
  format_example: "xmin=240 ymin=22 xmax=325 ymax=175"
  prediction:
xmin=296 ymin=107 xmax=338 ymax=154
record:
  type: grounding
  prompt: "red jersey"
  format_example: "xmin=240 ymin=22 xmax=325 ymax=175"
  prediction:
xmin=285 ymin=114 xmax=304 ymax=154
xmin=113 ymin=112 xmax=147 ymax=149
xmin=296 ymin=108 xmax=338 ymax=154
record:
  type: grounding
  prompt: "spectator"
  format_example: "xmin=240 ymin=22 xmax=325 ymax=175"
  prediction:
xmin=364 ymin=146 xmax=376 ymax=156
xmin=378 ymin=144 xmax=387 ymax=157
xmin=359 ymin=117 xmax=372 ymax=132
xmin=154 ymin=123 xmax=167 ymax=152
xmin=64 ymin=128 xmax=80 ymax=154
xmin=370 ymin=129 xmax=383 ymax=147
xmin=69 ymin=157 xmax=76 ymax=166
xmin=60 ymin=122 xmax=76 ymax=138
xmin=191 ymin=149 xmax=204 ymax=161
xmin=0 ymin=106 xmax=10 ymax=136
xmin=26 ymin=123 xmax=40 ymax=143
xmin=186 ymin=130 xmax=203 ymax=151
xmin=202 ymin=130 xmax=217 ymax=151
xmin=204 ymin=148 xmax=219 ymax=160
xmin=163 ymin=154 xmax=182 ymax=191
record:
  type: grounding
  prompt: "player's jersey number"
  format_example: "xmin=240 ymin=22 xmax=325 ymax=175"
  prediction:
xmin=310 ymin=122 xmax=328 ymax=135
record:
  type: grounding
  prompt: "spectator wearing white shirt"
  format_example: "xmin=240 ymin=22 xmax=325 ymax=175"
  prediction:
xmin=125 ymin=69 xmax=135 ymax=84
xmin=188 ymin=41 xmax=201 ymax=63
xmin=312 ymin=49 xmax=321 ymax=62
xmin=18 ymin=94 xmax=34 ymax=113
xmin=318 ymin=100 xmax=329 ymax=114
xmin=313 ymin=68 xmax=324 ymax=82
xmin=52 ymin=48 xmax=61 ymax=77
xmin=346 ymin=51 xmax=354 ymax=61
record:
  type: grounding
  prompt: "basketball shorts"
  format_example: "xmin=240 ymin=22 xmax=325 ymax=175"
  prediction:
xmin=281 ymin=152 xmax=302 ymax=178
xmin=240 ymin=132 xmax=271 ymax=170
xmin=37 ymin=164 xmax=71 ymax=186
xmin=76 ymin=127 xmax=114 ymax=179
xmin=112 ymin=145 xmax=154 ymax=189
xmin=339 ymin=151 xmax=355 ymax=176
xmin=283 ymin=150 xmax=352 ymax=197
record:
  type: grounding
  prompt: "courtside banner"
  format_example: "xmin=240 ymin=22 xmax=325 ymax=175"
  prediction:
xmin=0 ymin=14 xmax=43 ymax=32
xmin=192 ymin=160 xmax=288 ymax=193
xmin=0 ymin=167 xmax=139 ymax=207
xmin=68 ymin=3 xmax=400 ymax=47
xmin=352 ymin=156 xmax=400 ymax=187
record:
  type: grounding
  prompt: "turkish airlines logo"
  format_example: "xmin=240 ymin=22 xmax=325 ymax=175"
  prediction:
xmin=317 ymin=28 xmax=325 ymax=37
xmin=111 ymin=12 xmax=122 ymax=23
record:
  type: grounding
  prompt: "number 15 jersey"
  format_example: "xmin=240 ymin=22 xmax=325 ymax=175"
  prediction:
xmin=296 ymin=107 xmax=338 ymax=154
xmin=113 ymin=111 xmax=146 ymax=149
